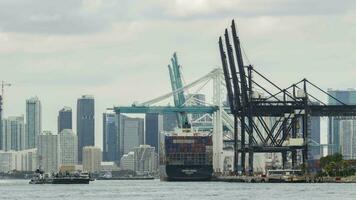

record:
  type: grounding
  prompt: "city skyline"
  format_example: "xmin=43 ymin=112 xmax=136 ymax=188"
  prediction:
xmin=1 ymin=1 xmax=356 ymax=150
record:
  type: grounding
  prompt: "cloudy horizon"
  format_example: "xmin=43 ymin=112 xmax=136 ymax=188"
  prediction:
xmin=1 ymin=0 xmax=356 ymax=148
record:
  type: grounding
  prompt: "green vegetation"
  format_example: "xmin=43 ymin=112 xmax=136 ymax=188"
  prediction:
xmin=319 ymin=153 xmax=356 ymax=177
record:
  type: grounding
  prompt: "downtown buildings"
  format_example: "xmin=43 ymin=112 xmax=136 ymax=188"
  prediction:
xmin=83 ymin=146 xmax=102 ymax=172
xmin=58 ymin=107 xmax=72 ymax=133
xmin=120 ymin=117 xmax=144 ymax=156
xmin=37 ymin=131 xmax=60 ymax=172
xmin=59 ymin=129 xmax=78 ymax=165
xmin=1 ymin=116 xmax=25 ymax=151
xmin=145 ymin=113 xmax=163 ymax=153
xmin=328 ymin=89 xmax=356 ymax=159
xmin=77 ymin=95 xmax=95 ymax=162
xmin=26 ymin=97 xmax=41 ymax=149
xmin=103 ymin=112 xmax=119 ymax=161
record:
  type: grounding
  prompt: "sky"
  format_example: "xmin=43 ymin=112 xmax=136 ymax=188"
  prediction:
xmin=1 ymin=0 xmax=356 ymax=148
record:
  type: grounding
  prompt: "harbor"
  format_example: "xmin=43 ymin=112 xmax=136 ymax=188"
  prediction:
xmin=1 ymin=1 xmax=356 ymax=199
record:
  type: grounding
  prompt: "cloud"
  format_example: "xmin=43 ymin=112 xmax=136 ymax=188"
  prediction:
xmin=0 ymin=0 xmax=355 ymax=35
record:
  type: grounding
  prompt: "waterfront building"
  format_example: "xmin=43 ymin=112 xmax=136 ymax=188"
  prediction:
xmin=37 ymin=131 xmax=60 ymax=173
xmin=77 ymin=95 xmax=95 ymax=162
xmin=133 ymin=145 xmax=156 ymax=174
xmin=120 ymin=117 xmax=144 ymax=155
xmin=58 ymin=107 xmax=72 ymax=133
xmin=0 ymin=149 xmax=37 ymax=172
xmin=103 ymin=112 xmax=119 ymax=162
xmin=120 ymin=151 xmax=135 ymax=171
xmin=1 ymin=116 xmax=25 ymax=151
xmin=0 ymin=151 xmax=16 ymax=172
xmin=145 ymin=113 xmax=163 ymax=153
xmin=59 ymin=129 xmax=78 ymax=166
xmin=82 ymin=146 xmax=101 ymax=172
xmin=26 ymin=97 xmax=41 ymax=149
xmin=15 ymin=148 xmax=37 ymax=171
xmin=328 ymin=89 xmax=356 ymax=159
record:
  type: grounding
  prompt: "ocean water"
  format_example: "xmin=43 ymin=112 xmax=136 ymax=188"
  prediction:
xmin=0 ymin=179 xmax=355 ymax=200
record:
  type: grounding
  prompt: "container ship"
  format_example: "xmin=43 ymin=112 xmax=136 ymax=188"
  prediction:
xmin=160 ymin=128 xmax=213 ymax=181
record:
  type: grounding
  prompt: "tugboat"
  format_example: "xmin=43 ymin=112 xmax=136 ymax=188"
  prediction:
xmin=29 ymin=169 xmax=91 ymax=184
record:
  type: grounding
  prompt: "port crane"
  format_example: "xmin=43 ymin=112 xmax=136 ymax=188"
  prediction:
xmin=167 ymin=52 xmax=189 ymax=128
xmin=218 ymin=19 xmax=356 ymax=175
xmin=113 ymin=54 xmax=230 ymax=172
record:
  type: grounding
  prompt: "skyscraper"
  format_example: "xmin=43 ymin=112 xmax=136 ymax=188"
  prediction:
xmin=103 ymin=112 xmax=119 ymax=161
xmin=328 ymin=89 xmax=356 ymax=159
xmin=145 ymin=113 xmax=163 ymax=153
xmin=59 ymin=129 xmax=78 ymax=166
xmin=37 ymin=131 xmax=60 ymax=173
xmin=26 ymin=97 xmax=41 ymax=149
xmin=77 ymin=95 xmax=95 ymax=162
xmin=120 ymin=117 xmax=144 ymax=156
xmin=162 ymin=113 xmax=177 ymax=132
xmin=58 ymin=107 xmax=72 ymax=134
xmin=2 ymin=116 xmax=25 ymax=151
xmin=309 ymin=102 xmax=321 ymax=160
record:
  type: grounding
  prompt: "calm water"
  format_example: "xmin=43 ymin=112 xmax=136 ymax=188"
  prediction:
xmin=0 ymin=179 xmax=355 ymax=200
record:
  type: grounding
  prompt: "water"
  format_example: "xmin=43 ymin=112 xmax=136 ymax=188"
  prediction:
xmin=0 ymin=179 xmax=355 ymax=200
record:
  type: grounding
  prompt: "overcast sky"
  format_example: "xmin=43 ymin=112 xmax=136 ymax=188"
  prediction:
xmin=1 ymin=0 xmax=356 ymax=147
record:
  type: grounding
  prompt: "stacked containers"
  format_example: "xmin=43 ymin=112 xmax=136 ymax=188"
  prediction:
xmin=164 ymin=135 xmax=213 ymax=165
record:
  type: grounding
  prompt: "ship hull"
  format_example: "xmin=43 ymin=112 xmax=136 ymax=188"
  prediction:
xmin=51 ymin=178 xmax=90 ymax=184
xmin=161 ymin=165 xmax=213 ymax=181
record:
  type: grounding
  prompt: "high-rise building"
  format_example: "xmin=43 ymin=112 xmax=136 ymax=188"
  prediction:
xmin=309 ymin=116 xmax=321 ymax=160
xmin=58 ymin=107 xmax=72 ymax=134
xmin=162 ymin=113 xmax=177 ymax=132
xmin=1 ymin=116 xmax=25 ymax=151
xmin=306 ymin=102 xmax=321 ymax=160
xmin=145 ymin=113 xmax=163 ymax=153
xmin=328 ymin=89 xmax=356 ymax=159
xmin=26 ymin=97 xmax=41 ymax=149
xmin=338 ymin=120 xmax=356 ymax=159
xmin=77 ymin=95 xmax=95 ymax=162
xmin=103 ymin=112 xmax=119 ymax=162
xmin=120 ymin=117 xmax=144 ymax=155
xmin=133 ymin=145 xmax=156 ymax=174
xmin=37 ymin=131 xmax=60 ymax=173
xmin=82 ymin=146 xmax=101 ymax=172
xmin=59 ymin=129 xmax=78 ymax=166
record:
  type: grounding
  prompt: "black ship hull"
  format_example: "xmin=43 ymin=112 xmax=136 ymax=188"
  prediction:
xmin=161 ymin=165 xmax=213 ymax=181
xmin=51 ymin=178 xmax=90 ymax=184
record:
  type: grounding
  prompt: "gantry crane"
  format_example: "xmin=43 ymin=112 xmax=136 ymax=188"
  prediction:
xmin=219 ymin=19 xmax=356 ymax=175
